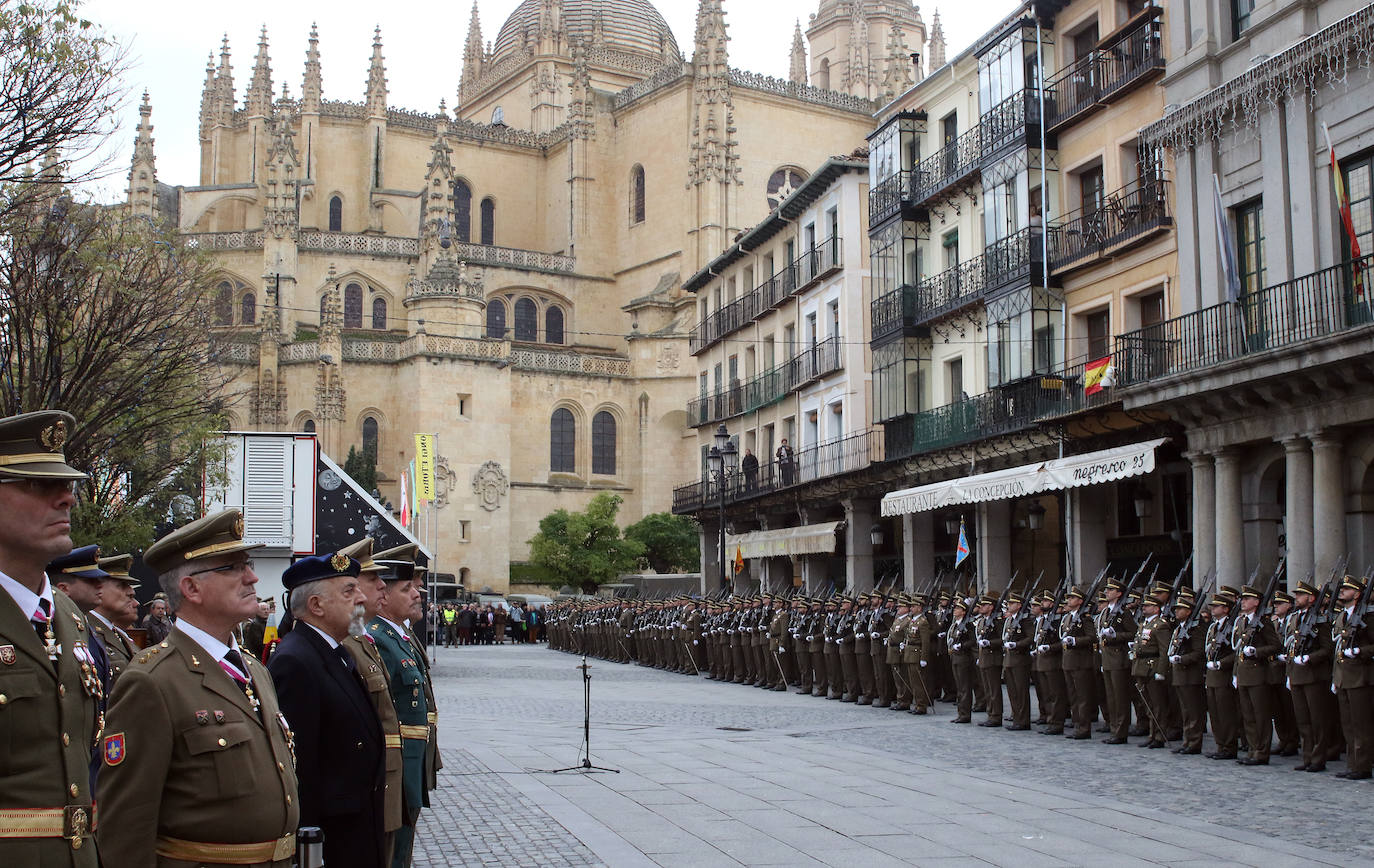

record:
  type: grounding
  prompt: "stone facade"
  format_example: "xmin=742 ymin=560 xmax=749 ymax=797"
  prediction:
xmin=138 ymin=1 xmax=889 ymax=593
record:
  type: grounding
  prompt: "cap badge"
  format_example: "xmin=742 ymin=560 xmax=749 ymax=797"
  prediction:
xmin=331 ymin=552 xmax=350 ymax=572
xmin=233 ymin=515 xmax=245 ymax=539
xmin=40 ymin=419 xmax=67 ymax=451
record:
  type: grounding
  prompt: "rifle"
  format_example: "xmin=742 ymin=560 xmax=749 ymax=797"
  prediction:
xmin=1349 ymin=561 xmax=1374 ymax=632
xmin=1168 ymin=553 xmax=1194 ymax=609
xmin=1123 ymin=552 xmax=1155 ymax=598
xmin=1175 ymin=570 xmax=1216 ymax=643
xmin=1258 ymin=556 xmax=1287 ymax=618
xmin=1014 ymin=571 xmax=1044 ymax=627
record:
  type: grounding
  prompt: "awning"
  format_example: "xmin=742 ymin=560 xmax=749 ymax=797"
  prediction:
xmin=881 ymin=438 xmax=1168 ymax=517
xmin=725 ymin=521 xmax=843 ymax=559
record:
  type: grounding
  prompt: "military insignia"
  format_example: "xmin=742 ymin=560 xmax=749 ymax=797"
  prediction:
xmin=213 ymin=710 xmax=225 ymax=724
xmin=330 ymin=552 xmax=350 ymax=572
xmin=190 ymin=654 xmax=200 ymax=666
xmin=103 ymin=732 xmax=126 ymax=766
xmin=72 ymin=613 xmax=85 ymax=631
xmin=40 ymin=419 xmax=67 ymax=450
xmin=195 ymin=710 xmax=210 ymax=725
xmin=0 ymin=645 xmax=13 ymax=665
xmin=233 ymin=514 xmax=245 ymax=539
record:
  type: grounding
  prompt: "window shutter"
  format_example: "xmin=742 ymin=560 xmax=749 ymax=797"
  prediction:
xmin=243 ymin=437 xmax=293 ymax=546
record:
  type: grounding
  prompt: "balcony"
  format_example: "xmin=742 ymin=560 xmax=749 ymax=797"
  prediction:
xmin=882 ymin=357 xmax=1118 ymax=462
xmin=689 ymin=238 xmax=843 ymax=355
xmin=869 ymin=170 xmax=916 ymax=227
xmin=978 ymin=89 xmax=1045 ymax=168
xmin=913 ymin=125 xmax=982 ymax=203
xmin=672 ymin=428 xmax=884 ymax=514
xmin=687 ymin=337 xmax=846 ymax=428
xmin=1044 ymin=8 xmax=1165 ymax=134
xmin=1048 ymin=176 xmax=1172 ymax=273
xmin=1114 ymin=256 xmax=1374 ymax=387
xmin=985 ymin=227 xmax=1052 ymax=294
xmin=871 ymin=255 xmax=986 ymax=344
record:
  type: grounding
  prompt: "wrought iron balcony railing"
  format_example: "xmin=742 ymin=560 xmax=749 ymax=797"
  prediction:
xmin=672 ymin=427 xmax=884 ymax=514
xmin=984 ymin=227 xmax=1049 ymax=294
xmin=687 ymin=337 xmax=846 ymax=427
xmin=1044 ymin=8 xmax=1165 ymax=133
xmin=913 ymin=125 xmax=982 ymax=203
xmin=869 ymin=170 xmax=915 ymax=227
xmin=979 ymin=89 xmax=1042 ymax=167
xmin=1114 ymin=255 xmax=1374 ymax=387
xmin=871 ymin=254 xmax=986 ymax=343
xmin=1048 ymin=176 xmax=1171 ymax=272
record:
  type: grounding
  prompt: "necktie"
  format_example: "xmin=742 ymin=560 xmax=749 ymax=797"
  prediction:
xmin=334 ymin=645 xmax=356 ymax=672
xmin=222 ymin=649 xmax=250 ymax=685
xmin=31 ymin=599 xmax=53 ymax=648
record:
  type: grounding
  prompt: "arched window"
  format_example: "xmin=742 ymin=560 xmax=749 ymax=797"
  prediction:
xmin=818 ymin=58 xmax=830 ymax=90
xmin=241 ymin=293 xmax=256 ymax=326
xmin=362 ymin=416 xmax=379 ymax=456
xmin=214 ymin=282 xmax=233 ymax=325
xmin=453 ymin=181 xmax=472 ymax=243
xmin=486 ymin=298 xmax=507 ymax=339
xmin=630 ymin=165 xmax=646 ymax=224
xmin=371 ymin=297 xmax=387 ymax=330
xmin=545 ymin=306 xmax=564 ymax=345
xmin=344 ymin=283 xmax=364 ymax=328
xmin=480 ymin=197 xmax=495 ymax=246
xmin=550 ymin=408 xmax=575 ymax=473
xmin=514 ymin=298 xmax=538 ymax=342
xmin=592 ymin=411 xmax=616 ymax=475
xmin=302 ymin=419 xmax=316 ymax=433
xmin=328 ymin=196 xmax=343 ymax=232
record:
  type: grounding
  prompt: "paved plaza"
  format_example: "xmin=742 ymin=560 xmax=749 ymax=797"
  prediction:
xmin=413 ymin=643 xmax=1371 ymax=868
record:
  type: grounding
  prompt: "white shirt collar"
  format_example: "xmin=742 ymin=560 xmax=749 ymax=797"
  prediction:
xmin=0 ymin=569 xmax=53 ymax=621
xmin=303 ymin=621 xmax=340 ymax=650
xmin=89 ymin=609 xmax=115 ymax=630
xmin=175 ymin=617 xmax=241 ymax=666
xmin=380 ymin=616 xmax=409 ymax=636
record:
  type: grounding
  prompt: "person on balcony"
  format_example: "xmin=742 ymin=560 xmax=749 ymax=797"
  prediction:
xmin=741 ymin=448 xmax=759 ymax=491
xmin=776 ymin=439 xmax=796 ymax=486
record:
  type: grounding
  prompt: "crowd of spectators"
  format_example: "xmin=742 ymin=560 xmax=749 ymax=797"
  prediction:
xmin=432 ymin=601 xmax=543 ymax=646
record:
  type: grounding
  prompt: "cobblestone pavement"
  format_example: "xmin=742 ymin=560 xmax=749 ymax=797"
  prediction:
xmin=420 ymin=642 xmax=1372 ymax=867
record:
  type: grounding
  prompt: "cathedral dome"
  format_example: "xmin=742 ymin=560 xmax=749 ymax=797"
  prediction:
xmin=492 ymin=0 xmax=681 ymax=63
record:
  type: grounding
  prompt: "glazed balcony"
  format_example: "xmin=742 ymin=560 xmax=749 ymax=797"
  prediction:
xmin=1044 ymin=7 xmax=1165 ymax=134
xmin=869 ymin=170 xmax=917 ymax=227
xmin=1114 ymin=255 xmax=1374 ymax=387
xmin=984 ymin=226 xmax=1052 ymax=295
xmin=912 ymin=126 xmax=982 ymax=204
xmin=978 ymin=88 xmax=1045 ymax=168
xmin=1048 ymin=176 xmax=1172 ymax=273
xmin=871 ymin=255 xmax=986 ymax=344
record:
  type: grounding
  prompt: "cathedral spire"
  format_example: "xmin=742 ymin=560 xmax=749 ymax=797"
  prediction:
xmin=460 ymin=2 xmax=484 ymax=105
xmin=365 ymin=27 xmax=387 ymax=118
xmin=214 ymin=36 xmax=235 ymax=125
xmin=126 ymin=91 xmax=157 ymax=218
xmin=246 ymin=26 xmax=273 ymax=118
xmin=844 ymin=2 xmax=869 ymax=98
xmin=882 ymin=20 xmax=913 ymax=101
xmin=423 ymin=99 xmax=455 ymax=255
xmin=789 ymin=20 xmax=807 ymax=86
xmin=929 ymin=9 xmax=947 ymax=70
xmin=302 ymin=23 xmax=322 ymax=114
xmin=199 ymin=53 xmax=217 ymax=138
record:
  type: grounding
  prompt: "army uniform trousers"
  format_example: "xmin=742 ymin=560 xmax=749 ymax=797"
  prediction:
xmin=1289 ymin=674 xmax=1338 ymax=767
xmin=854 ymin=638 xmax=874 ymax=701
xmin=951 ymin=656 xmax=976 ymax=720
xmin=1206 ymin=682 xmax=1241 ymax=754
xmin=1102 ymin=666 xmax=1133 ymax=740
xmin=870 ymin=647 xmax=891 ymax=706
xmin=1237 ymin=681 xmax=1274 ymax=761
xmin=1003 ymin=658 xmax=1032 ymax=727
xmin=1035 ymin=655 xmax=1068 ymax=730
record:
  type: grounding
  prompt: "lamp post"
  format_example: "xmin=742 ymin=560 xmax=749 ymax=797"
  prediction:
xmin=707 ymin=424 xmax=737 ymax=591
xmin=1027 ymin=498 xmax=1046 ymax=576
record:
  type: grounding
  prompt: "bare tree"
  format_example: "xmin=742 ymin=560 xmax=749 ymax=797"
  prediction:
xmin=0 ymin=189 xmax=231 ymax=550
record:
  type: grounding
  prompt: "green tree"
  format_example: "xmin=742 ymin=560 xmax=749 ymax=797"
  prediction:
xmin=527 ymin=493 xmax=644 ymax=594
xmin=342 ymin=443 xmax=377 ymax=493
xmin=624 ymin=512 xmax=699 ymax=573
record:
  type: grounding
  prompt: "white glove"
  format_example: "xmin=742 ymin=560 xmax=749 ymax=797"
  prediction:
xmin=1206 ymin=661 xmax=1220 ymax=671
xmin=692 ymin=640 xmax=698 ymax=646
xmin=1296 ymin=654 xmax=1309 ymax=666
xmin=1169 ymin=655 xmax=1182 ymax=664
xmin=919 ymin=660 xmax=927 ymax=668
xmin=1243 ymin=645 xmax=1257 ymax=658
xmin=1037 ymin=644 xmax=1050 ymax=654
xmin=870 ymin=632 xmax=880 ymax=639
xmin=936 ymin=632 xmax=946 ymax=640
xmin=899 ymin=642 xmax=907 ymax=651
xmin=1101 ymin=627 xmax=1116 ymax=639
xmin=978 ymin=638 xmax=990 ymax=648
xmin=776 ymin=645 xmax=783 ymax=652
xmin=1343 ymin=647 xmax=1360 ymax=659
xmin=1277 ymin=653 xmax=1287 ymax=663
xmin=1231 ymin=676 xmax=1238 ymax=689
xmin=806 ymin=636 xmax=814 ymax=642
xmin=1154 ymin=673 xmax=1165 ymax=681
xmin=825 ymin=637 xmax=832 ymax=643
xmin=951 ymin=643 xmax=962 ymax=651
xmin=1003 ymin=642 xmax=1014 ymax=651
xmin=1064 ymin=636 xmax=1076 ymax=648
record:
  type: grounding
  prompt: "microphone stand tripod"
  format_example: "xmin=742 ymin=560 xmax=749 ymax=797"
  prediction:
xmin=550 ymin=655 xmax=619 ymax=774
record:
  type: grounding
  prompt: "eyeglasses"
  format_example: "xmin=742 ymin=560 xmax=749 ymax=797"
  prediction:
xmin=188 ymin=559 xmax=255 ymax=578
xmin=0 ymin=478 xmax=81 ymax=496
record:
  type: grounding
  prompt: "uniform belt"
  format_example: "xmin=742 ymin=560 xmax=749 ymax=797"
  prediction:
xmin=0 ymin=806 xmax=93 ymax=843
xmin=399 ymin=724 xmax=429 ymax=740
xmin=155 ymin=832 xmax=295 ymax=863
xmin=384 ymin=734 xmax=403 ymax=748
xmin=426 ymin=712 xmax=438 ymax=724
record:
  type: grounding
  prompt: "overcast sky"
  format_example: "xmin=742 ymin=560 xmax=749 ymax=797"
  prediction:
xmin=81 ymin=0 xmax=1019 ymax=201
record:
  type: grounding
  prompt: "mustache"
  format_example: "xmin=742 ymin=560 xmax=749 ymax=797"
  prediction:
xmin=347 ymin=603 xmax=368 ymax=637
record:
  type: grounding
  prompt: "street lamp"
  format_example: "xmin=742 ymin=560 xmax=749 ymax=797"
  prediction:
xmin=869 ymin=523 xmax=884 ymax=548
xmin=707 ymin=425 xmax=737 ymax=591
xmin=944 ymin=514 xmax=961 ymax=536
xmin=1132 ymin=485 xmax=1154 ymax=519
xmin=1027 ymin=499 xmax=1047 ymax=531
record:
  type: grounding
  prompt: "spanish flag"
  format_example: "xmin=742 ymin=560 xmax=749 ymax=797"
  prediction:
xmin=1325 ymin=123 xmax=1365 ymax=299
xmin=1084 ymin=356 xmax=1114 ymax=396
xmin=733 ymin=546 xmax=745 ymax=575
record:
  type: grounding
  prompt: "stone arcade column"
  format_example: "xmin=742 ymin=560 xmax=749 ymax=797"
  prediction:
xmin=1187 ymin=451 xmax=1216 ymax=587
xmin=976 ymin=500 xmax=1012 ymax=594
xmin=844 ymin=499 xmax=875 ymax=593
xmin=1069 ymin=486 xmax=1107 ymax=586
xmin=1281 ymin=436 xmax=1314 ymax=586
xmin=1310 ymin=430 xmax=1347 ymax=578
xmin=1214 ymin=448 xmax=1245 ymax=589
xmin=902 ymin=512 xmax=935 ymax=592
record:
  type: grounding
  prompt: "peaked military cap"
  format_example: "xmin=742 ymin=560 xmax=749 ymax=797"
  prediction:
xmin=1172 ymin=596 xmax=1195 ymax=610
xmin=951 ymin=597 xmax=968 ymax=610
xmin=338 ymin=536 xmax=379 ymax=572
xmin=48 ymin=544 xmax=108 ymax=581
xmin=1217 ymin=585 xmax=1240 ymax=601
xmin=283 ymin=552 xmax=361 ymax=591
xmin=1341 ymin=575 xmax=1367 ymax=593
xmin=143 ymin=508 xmax=263 ymax=575
xmin=1103 ymin=576 xmax=1125 ymax=593
xmin=910 ymin=594 xmax=928 ymax=607
xmin=98 ymin=554 xmax=140 ymax=588
xmin=1065 ymin=585 xmax=1088 ymax=600
xmin=1272 ymin=589 xmax=1294 ymax=605
xmin=1004 ymin=590 xmax=1024 ymax=605
xmin=1238 ymin=585 xmax=1262 ymax=599
xmin=1208 ymin=594 xmax=1233 ymax=608
xmin=374 ymin=542 xmax=420 ymax=583
xmin=0 ymin=409 xmax=87 ymax=481
xmin=1293 ymin=580 xmax=1320 ymax=597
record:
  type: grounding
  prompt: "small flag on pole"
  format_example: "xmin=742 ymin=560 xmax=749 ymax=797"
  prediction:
xmin=1084 ymin=355 xmax=1115 ymax=395
xmin=954 ymin=518 xmax=970 ymax=568
xmin=414 ymin=434 xmax=437 ymax=503
xmin=1325 ymin=123 xmax=1366 ymax=300
xmin=734 ymin=546 xmax=745 ymax=575
xmin=1213 ymin=174 xmax=1243 ymax=303
xmin=399 ymin=467 xmax=410 ymax=528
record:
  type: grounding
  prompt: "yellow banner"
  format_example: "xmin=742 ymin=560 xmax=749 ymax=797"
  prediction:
xmin=414 ymin=434 xmax=436 ymax=503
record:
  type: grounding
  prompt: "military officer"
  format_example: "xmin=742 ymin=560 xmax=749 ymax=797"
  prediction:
xmin=834 ymin=595 xmax=859 ymax=701
xmin=1095 ymin=578 xmax=1137 ymax=744
xmin=946 ymin=597 xmax=976 ymax=723
xmin=375 ymin=543 xmax=442 ymax=801
xmin=98 ymin=508 xmax=300 ymax=867
xmin=1059 ymin=586 xmax=1097 ymax=739
xmin=369 ymin=549 xmax=430 ymax=867
xmin=1267 ymin=590 xmax=1300 ymax=757
xmin=89 ymin=553 xmax=141 ymax=684
xmin=1332 ymin=575 xmax=1374 ymax=779
xmin=1203 ymin=593 xmax=1241 ymax=760
xmin=766 ymin=594 xmax=790 ymax=689
xmin=902 ymin=594 xmax=934 ymax=715
xmin=0 ymin=410 xmax=102 ymax=864
xmin=885 ymin=596 xmax=912 ymax=711
xmin=1000 ymin=591 xmax=1034 ymax=730
xmin=339 ymin=537 xmax=405 ymax=856
xmin=852 ymin=593 xmax=874 ymax=704
xmin=1285 ymin=580 xmax=1337 ymax=772
xmin=48 ymin=546 xmax=113 ymax=792
xmin=1031 ymin=591 xmax=1066 ymax=734
xmin=974 ymin=594 xmax=1004 ymax=727
xmin=1130 ymin=595 xmax=1171 ymax=748
xmin=1231 ymin=585 xmax=1281 ymax=765
xmin=1166 ymin=591 xmax=1207 ymax=754
xmin=868 ymin=594 xmax=894 ymax=708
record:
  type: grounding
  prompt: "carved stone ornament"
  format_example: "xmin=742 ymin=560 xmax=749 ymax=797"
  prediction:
xmin=433 ymin=455 xmax=458 ymax=509
xmin=471 ymin=461 xmax=509 ymax=512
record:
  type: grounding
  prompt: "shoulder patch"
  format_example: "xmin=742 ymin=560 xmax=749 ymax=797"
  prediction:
xmin=103 ymin=732 xmax=126 ymax=766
